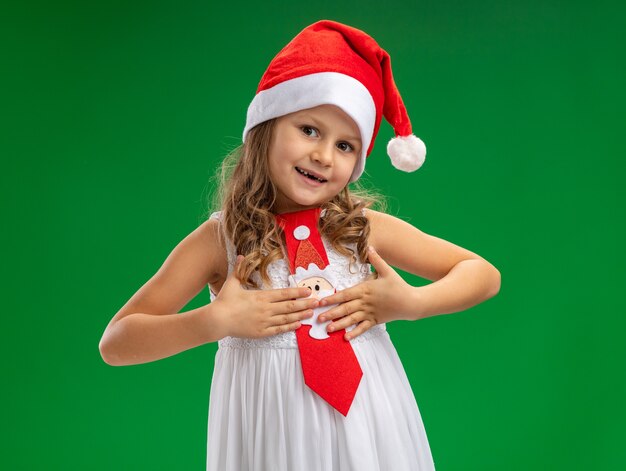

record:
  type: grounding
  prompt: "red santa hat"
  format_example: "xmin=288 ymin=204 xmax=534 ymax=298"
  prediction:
xmin=242 ymin=19 xmax=426 ymax=183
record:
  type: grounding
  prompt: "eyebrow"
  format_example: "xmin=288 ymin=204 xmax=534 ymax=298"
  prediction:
xmin=299 ymin=114 xmax=362 ymax=142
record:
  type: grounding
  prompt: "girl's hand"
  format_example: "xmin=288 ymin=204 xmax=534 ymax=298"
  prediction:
xmin=213 ymin=255 xmax=318 ymax=339
xmin=318 ymin=247 xmax=417 ymax=340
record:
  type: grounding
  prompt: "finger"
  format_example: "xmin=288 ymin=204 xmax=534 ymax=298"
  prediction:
xmin=319 ymin=288 xmax=354 ymax=307
xmin=367 ymin=246 xmax=391 ymax=276
xmin=319 ymin=299 xmax=360 ymax=322
xmin=269 ymin=308 xmax=315 ymax=328
xmin=327 ymin=311 xmax=365 ymax=333
xmin=343 ymin=319 xmax=374 ymax=341
xmin=273 ymin=297 xmax=319 ymax=316
xmin=264 ymin=286 xmax=313 ymax=302
xmin=269 ymin=317 xmax=307 ymax=336
xmin=224 ymin=255 xmax=245 ymax=285
xmin=232 ymin=255 xmax=244 ymax=271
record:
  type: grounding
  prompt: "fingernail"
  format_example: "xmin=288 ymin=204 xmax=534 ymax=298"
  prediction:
xmin=320 ymin=299 xmax=327 ymax=306
xmin=328 ymin=324 xmax=334 ymax=332
xmin=319 ymin=316 xmax=325 ymax=322
xmin=368 ymin=246 xmax=374 ymax=252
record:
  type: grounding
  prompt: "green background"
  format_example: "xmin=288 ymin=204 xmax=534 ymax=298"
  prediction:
xmin=3 ymin=0 xmax=624 ymax=469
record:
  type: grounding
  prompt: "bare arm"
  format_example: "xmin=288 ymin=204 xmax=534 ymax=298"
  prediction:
xmin=408 ymin=258 xmax=500 ymax=320
xmin=99 ymin=304 xmax=227 ymax=366
xmin=366 ymin=209 xmax=501 ymax=321
xmin=99 ymin=219 xmax=227 ymax=366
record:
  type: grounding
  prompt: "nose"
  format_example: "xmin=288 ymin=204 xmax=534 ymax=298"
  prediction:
xmin=311 ymin=141 xmax=334 ymax=167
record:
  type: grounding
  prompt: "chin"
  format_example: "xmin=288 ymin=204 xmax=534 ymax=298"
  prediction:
xmin=287 ymin=193 xmax=324 ymax=207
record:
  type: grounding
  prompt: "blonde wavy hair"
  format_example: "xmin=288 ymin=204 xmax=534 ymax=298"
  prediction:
xmin=205 ymin=118 xmax=388 ymax=290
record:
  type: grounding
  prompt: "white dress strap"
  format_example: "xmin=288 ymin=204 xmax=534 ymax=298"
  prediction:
xmin=208 ymin=211 xmax=237 ymax=276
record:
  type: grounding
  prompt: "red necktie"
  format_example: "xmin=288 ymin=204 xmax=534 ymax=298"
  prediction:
xmin=275 ymin=207 xmax=363 ymax=417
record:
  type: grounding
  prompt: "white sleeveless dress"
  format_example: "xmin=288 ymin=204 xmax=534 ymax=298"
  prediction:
xmin=206 ymin=210 xmax=436 ymax=471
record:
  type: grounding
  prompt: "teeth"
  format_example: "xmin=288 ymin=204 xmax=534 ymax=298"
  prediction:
xmin=297 ymin=167 xmax=325 ymax=182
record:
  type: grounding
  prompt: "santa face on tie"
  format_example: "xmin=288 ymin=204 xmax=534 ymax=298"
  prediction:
xmin=297 ymin=276 xmax=334 ymax=298
xmin=290 ymin=262 xmax=356 ymax=340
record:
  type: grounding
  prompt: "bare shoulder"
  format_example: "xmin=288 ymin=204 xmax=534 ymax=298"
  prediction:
xmin=363 ymin=208 xmax=488 ymax=281
xmin=105 ymin=218 xmax=228 ymax=327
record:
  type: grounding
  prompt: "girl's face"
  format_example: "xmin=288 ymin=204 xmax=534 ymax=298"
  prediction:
xmin=268 ymin=104 xmax=362 ymax=214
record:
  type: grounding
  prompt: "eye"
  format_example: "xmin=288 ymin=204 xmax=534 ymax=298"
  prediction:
xmin=301 ymin=125 xmax=319 ymax=137
xmin=314 ymin=284 xmax=320 ymax=291
xmin=301 ymin=125 xmax=355 ymax=153
xmin=337 ymin=142 xmax=355 ymax=152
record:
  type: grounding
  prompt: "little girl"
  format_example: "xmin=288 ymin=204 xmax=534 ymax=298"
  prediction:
xmin=100 ymin=19 xmax=500 ymax=470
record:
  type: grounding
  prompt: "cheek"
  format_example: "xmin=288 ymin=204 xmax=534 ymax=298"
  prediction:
xmin=271 ymin=143 xmax=298 ymax=168
xmin=337 ymin=159 xmax=357 ymax=183
xmin=268 ymin=147 xmax=289 ymax=177
xmin=266 ymin=158 xmax=279 ymax=182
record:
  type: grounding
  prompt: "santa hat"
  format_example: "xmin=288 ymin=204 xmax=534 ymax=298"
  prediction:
xmin=242 ymin=19 xmax=426 ymax=183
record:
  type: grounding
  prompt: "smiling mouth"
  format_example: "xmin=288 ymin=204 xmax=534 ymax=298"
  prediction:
xmin=295 ymin=167 xmax=327 ymax=183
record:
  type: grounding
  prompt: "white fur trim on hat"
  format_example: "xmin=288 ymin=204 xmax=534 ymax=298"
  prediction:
xmin=387 ymin=134 xmax=426 ymax=172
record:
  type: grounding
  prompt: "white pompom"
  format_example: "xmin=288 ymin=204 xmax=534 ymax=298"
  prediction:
xmin=387 ymin=134 xmax=426 ymax=172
